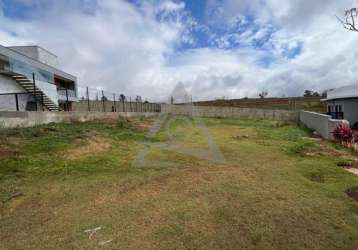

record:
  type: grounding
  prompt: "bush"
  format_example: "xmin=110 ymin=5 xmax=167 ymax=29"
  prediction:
xmin=332 ymin=123 xmax=358 ymax=152
xmin=333 ymin=124 xmax=353 ymax=142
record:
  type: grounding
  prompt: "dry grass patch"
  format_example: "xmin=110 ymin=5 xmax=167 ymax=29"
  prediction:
xmin=63 ymin=136 xmax=112 ymax=161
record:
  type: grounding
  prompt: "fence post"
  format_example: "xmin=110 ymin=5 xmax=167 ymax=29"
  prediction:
xmin=102 ymin=90 xmax=105 ymax=112
xmin=129 ymin=97 xmax=132 ymax=112
xmin=41 ymin=92 xmax=45 ymax=111
xmin=113 ymin=93 xmax=116 ymax=112
xmin=86 ymin=87 xmax=90 ymax=112
xmin=14 ymin=93 xmax=19 ymax=111
xmin=32 ymin=73 xmax=37 ymax=111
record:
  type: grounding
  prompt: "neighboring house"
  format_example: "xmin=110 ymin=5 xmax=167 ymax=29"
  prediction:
xmin=322 ymin=85 xmax=358 ymax=128
xmin=0 ymin=45 xmax=77 ymax=111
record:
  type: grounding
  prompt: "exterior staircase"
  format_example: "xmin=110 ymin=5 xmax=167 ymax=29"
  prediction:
xmin=11 ymin=74 xmax=59 ymax=111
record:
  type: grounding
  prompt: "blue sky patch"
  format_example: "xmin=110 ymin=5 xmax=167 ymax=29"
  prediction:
xmin=0 ymin=0 xmax=291 ymax=68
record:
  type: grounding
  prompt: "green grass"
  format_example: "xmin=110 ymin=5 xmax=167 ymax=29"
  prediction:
xmin=0 ymin=116 xmax=357 ymax=249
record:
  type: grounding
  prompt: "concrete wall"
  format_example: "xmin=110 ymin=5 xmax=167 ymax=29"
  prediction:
xmin=161 ymin=104 xmax=299 ymax=121
xmin=73 ymin=101 xmax=161 ymax=113
xmin=327 ymin=99 xmax=358 ymax=126
xmin=0 ymin=111 xmax=158 ymax=128
xmin=299 ymin=111 xmax=347 ymax=140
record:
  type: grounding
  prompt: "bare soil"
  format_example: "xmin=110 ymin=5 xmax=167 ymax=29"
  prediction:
xmin=0 ymin=146 xmax=17 ymax=160
xmin=346 ymin=187 xmax=358 ymax=202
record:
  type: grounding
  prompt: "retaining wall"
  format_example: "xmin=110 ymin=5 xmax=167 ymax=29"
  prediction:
xmin=0 ymin=111 xmax=158 ymax=128
xmin=161 ymin=104 xmax=299 ymax=122
xmin=299 ymin=111 xmax=347 ymax=140
xmin=73 ymin=101 xmax=161 ymax=113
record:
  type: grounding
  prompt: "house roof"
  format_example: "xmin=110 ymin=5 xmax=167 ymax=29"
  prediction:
xmin=322 ymin=84 xmax=358 ymax=101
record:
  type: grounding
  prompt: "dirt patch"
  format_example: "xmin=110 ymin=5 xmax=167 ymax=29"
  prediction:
xmin=0 ymin=146 xmax=18 ymax=159
xmin=346 ymin=187 xmax=358 ymax=202
xmin=130 ymin=118 xmax=155 ymax=132
xmin=346 ymin=168 xmax=358 ymax=176
xmin=64 ymin=137 xmax=111 ymax=160
xmin=232 ymin=135 xmax=250 ymax=140
xmin=307 ymin=173 xmax=325 ymax=183
xmin=337 ymin=161 xmax=358 ymax=176
xmin=303 ymin=147 xmax=343 ymax=157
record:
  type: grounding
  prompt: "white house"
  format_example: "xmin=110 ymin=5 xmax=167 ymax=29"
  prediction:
xmin=0 ymin=45 xmax=77 ymax=111
xmin=322 ymin=85 xmax=358 ymax=128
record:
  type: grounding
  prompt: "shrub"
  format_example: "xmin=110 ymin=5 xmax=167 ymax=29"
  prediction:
xmin=333 ymin=123 xmax=358 ymax=152
xmin=333 ymin=124 xmax=353 ymax=142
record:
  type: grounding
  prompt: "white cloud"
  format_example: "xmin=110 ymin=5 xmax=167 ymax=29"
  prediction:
xmin=0 ymin=0 xmax=357 ymax=101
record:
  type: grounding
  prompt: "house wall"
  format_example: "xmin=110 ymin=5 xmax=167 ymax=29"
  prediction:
xmin=327 ymin=98 xmax=358 ymax=126
xmin=0 ymin=75 xmax=31 ymax=111
xmin=0 ymin=75 xmax=24 ymax=93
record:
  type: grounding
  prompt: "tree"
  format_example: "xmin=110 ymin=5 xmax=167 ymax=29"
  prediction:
xmin=321 ymin=90 xmax=328 ymax=99
xmin=336 ymin=6 xmax=358 ymax=32
xmin=304 ymin=90 xmax=320 ymax=97
xmin=259 ymin=91 xmax=268 ymax=99
xmin=119 ymin=94 xmax=126 ymax=102
xmin=135 ymin=96 xmax=142 ymax=102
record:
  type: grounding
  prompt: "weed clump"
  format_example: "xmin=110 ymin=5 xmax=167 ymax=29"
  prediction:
xmin=306 ymin=172 xmax=325 ymax=183
xmin=287 ymin=140 xmax=316 ymax=155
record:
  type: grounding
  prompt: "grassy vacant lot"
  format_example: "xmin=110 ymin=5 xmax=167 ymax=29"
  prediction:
xmin=0 ymin=116 xmax=357 ymax=249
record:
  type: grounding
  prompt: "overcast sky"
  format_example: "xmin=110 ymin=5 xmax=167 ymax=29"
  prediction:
xmin=0 ymin=0 xmax=357 ymax=101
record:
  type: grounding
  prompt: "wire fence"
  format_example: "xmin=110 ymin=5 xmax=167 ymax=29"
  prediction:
xmin=0 ymin=85 xmax=161 ymax=112
xmin=73 ymin=85 xmax=161 ymax=112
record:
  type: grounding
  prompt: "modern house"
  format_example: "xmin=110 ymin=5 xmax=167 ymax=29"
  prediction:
xmin=323 ymin=85 xmax=358 ymax=128
xmin=0 ymin=45 xmax=77 ymax=111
